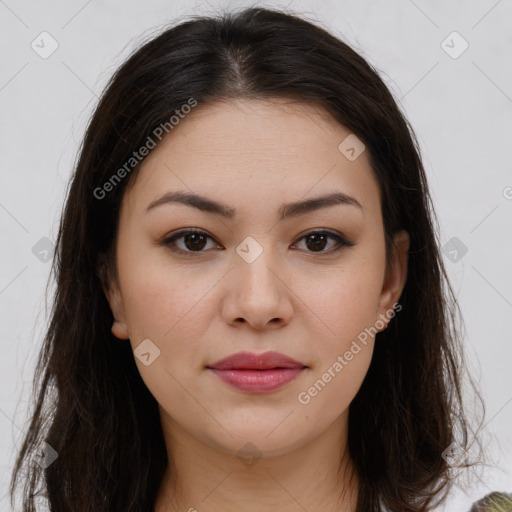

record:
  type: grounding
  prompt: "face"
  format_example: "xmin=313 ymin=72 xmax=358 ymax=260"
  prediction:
xmin=102 ymin=97 xmax=409 ymax=460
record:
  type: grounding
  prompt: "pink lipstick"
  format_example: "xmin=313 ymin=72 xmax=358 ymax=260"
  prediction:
xmin=206 ymin=351 xmax=307 ymax=393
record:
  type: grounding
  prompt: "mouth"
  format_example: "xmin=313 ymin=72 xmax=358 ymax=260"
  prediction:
xmin=207 ymin=367 xmax=307 ymax=393
xmin=206 ymin=351 xmax=308 ymax=393
xmin=206 ymin=350 xmax=307 ymax=371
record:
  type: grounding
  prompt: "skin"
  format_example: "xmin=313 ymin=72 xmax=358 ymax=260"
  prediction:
xmin=101 ymin=97 xmax=410 ymax=511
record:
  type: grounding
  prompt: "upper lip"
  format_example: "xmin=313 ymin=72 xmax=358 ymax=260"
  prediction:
xmin=207 ymin=351 xmax=307 ymax=370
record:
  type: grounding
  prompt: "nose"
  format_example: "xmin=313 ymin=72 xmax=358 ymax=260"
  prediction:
xmin=221 ymin=245 xmax=294 ymax=331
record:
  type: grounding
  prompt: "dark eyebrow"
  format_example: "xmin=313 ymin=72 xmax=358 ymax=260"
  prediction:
xmin=145 ymin=190 xmax=363 ymax=220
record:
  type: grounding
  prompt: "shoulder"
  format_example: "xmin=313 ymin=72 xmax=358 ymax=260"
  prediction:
xmin=469 ymin=492 xmax=512 ymax=511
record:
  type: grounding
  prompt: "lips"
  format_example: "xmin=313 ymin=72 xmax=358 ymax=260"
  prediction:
xmin=207 ymin=351 xmax=307 ymax=371
xmin=206 ymin=351 xmax=307 ymax=393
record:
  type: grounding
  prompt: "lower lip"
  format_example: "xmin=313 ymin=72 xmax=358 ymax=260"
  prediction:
xmin=208 ymin=368 xmax=306 ymax=393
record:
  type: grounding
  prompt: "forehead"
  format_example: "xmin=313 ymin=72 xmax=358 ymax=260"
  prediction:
xmin=121 ymin=98 xmax=380 ymax=221
xmin=155 ymin=97 xmax=351 ymax=156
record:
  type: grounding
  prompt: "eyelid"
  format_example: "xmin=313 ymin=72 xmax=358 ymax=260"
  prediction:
xmin=161 ymin=228 xmax=354 ymax=256
xmin=291 ymin=228 xmax=355 ymax=254
xmin=160 ymin=228 xmax=222 ymax=257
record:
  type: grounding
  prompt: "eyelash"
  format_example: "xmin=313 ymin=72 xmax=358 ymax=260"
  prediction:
xmin=161 ymin=228 xmax=354 ymax=257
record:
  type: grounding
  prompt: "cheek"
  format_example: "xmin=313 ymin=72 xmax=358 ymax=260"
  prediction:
xmin=294 ymin=259 xmax=384 ymax=343
xmin=294 ymin=270 xmax=379 ymax=415
xmin=290 ymin=255 xmax=384 ymax=407
xmin=119 ymin=267 xmax=210 ymax=403
xmin=117 ymin=234 xmax=204 ymax=338
xmin=123 ymin=276 xmax=211 ymax=360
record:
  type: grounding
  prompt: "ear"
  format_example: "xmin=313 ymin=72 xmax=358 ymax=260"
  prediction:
xmin=376 ymin=230 xmax=409 ymax=330
xmin=96 ymin=257 xmax=130 ymax=340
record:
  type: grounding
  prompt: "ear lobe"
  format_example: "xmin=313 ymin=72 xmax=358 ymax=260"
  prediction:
xmin=96 ymin=258 xmax=130 ymax=340
xmin=377 ymin=230 xmax=410 ymax=329
xmin=106 ymin=287 xmax=130 ymax=340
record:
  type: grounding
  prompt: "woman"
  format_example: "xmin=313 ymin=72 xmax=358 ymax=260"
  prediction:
xmin=9 ymin=6 xmax=488 ymax=511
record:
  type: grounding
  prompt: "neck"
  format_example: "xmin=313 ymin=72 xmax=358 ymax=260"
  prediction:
xmin=154 ymin=411 xmax=359 ymax=512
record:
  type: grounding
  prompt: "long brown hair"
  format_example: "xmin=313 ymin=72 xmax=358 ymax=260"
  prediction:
xmin=9 ymin=6 xmax=484 ymax=511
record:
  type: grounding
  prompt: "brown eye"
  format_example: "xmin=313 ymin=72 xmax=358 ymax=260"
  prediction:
xmin=305 ymin=233 xmax=330 ymax=252
xmin=292 ymin=230 xmax=354 ymax=254
xmin=162 ymin=229 xmax=219 ymax=254
xmin=162 ymin=229 xmax=354 ymax=257
xmin=181 ymin=232 xmax=208 ymax=251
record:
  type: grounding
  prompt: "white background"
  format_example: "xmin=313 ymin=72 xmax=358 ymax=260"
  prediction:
xmin=1 ymin=0 xmax=511 ymax=510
